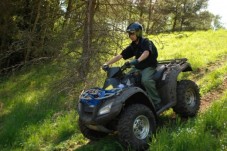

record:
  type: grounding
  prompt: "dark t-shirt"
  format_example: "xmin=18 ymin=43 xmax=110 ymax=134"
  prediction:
xmin=121 ymin=37 xmax=158 ymax=69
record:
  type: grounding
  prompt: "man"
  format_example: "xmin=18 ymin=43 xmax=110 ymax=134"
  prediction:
xmin=103 ymin=22 xmax=161 ymax=108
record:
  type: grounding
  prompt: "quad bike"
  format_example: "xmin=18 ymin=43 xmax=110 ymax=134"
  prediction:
xmin=77 ymin=58 xmax=200 ymax=151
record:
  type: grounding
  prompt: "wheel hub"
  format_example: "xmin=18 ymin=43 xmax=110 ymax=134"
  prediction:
xmin=185 ymin=89 xmax=196 ymax=107
xmin=133 ymin=115 xmax=150 ymax=140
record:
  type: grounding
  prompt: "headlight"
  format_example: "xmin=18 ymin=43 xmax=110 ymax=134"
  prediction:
xmin=98 ymin=102 xmax=113 ymax=115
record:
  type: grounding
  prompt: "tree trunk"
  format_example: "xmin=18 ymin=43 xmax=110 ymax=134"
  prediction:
xmin=63 ymin=0 xmax=73 ymax=27
xmin=147 ymin=0 xmax=157 ymax=33
xmin=78 ymin=0 xmax=96 ymax=80
xmin=146 ymin=0 xmax=152 ymax=33
xmin=172 ymin=6 xmax=178 ymax=32
xmin=25 ymin=0 xmax=41 ymax=63
xmin=139 ymin=0 xmax=145 ymax=24
xmin=180 ymin=1 xmax=187 ymax=31
xmin=180 ymin=17 xmax=185 ymax=31
xmin=172 ymin=15 xmax=177 ymax=32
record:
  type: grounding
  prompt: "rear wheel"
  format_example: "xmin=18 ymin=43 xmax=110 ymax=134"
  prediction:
xmin=117 ymin=104 xmax=156 ymax=151
xmin=78 ymin=118 xmax=108 ymax=141
xmin=173 ymin=80 xmax=200 ymax=117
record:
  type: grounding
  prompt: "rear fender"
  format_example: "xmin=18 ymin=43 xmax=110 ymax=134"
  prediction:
xmin=158 ymin=62 xmax=192 ymax=105
xmin=181 ymin=62 xmax=193 ymax=72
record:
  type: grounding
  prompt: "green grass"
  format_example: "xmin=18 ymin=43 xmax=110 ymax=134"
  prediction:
xmin=197 ymin=61 xmax=227 ymax=95
xmin=0 ymin=30 xmax=227 ymax=151
xmin=150 ymin=90 xmax=227 ymax=151
xmin=0 ymin=63 xmax=79 ymax=150
xmin=150 ymin=30 xmax=227 ymax=70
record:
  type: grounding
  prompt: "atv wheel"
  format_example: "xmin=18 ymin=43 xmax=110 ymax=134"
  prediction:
xmin=78 ymin=118 xmax=108 ymax=141
xmin=117 ymin=104 xmax=156 ymax=151
xmin=173 ymin=80 xmax=200 ymax=117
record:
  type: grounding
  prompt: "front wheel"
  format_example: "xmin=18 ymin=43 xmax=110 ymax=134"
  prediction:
xmin=117 ymin=104 xmax=156 ymax=151
xmin=173 ymin=80 xmax=200 ymax=117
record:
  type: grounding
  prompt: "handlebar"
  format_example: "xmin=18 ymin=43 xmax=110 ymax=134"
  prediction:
xmin=120 ymin=62 xmax=132 ymax=71
xmin=102 ymin=62 xmax=132 ymax=72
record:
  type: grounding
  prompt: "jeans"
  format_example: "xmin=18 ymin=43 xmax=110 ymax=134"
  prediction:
xmin=129 ymin=67 xmax=161 ymax=105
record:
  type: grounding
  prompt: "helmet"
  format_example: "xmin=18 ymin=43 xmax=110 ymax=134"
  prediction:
xmin=126 ymin=22 xmax=143 ymax=38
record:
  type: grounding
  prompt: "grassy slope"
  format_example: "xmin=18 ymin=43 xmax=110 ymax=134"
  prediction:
xmin=150 ymin=90 xmax=227 ymax=151
xmin=0 ymin=30 xmax=227 ymax=151
xmin=0 ymin=64 xmax=82 ymax=150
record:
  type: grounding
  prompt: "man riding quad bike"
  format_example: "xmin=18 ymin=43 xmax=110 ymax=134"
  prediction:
xmin=77 ymin=59 xmax=200 ymax=150
xmin=77 ymin=22 xmax=200 ymax=150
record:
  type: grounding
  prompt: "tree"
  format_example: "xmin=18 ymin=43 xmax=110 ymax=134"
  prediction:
xmin=0 ymin=0 xmax=62 ymax=73
xmin=77 ymin=0 xmax=97 ymax=80
xmin=212 ymin=15 xmax=224 ymax=30
xmin=0 ymin=0 xmax=220 ymax=78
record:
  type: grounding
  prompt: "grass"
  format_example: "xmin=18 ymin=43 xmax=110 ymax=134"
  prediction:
xmin=150 ymin=90 xmax=227 ymax=151
xmin=0 ymin=63 xmax=79 ymax=150
xmin=150 ymin=29 xmax=227 ymax=70
xmin=0 ymin=29 xmax=227 ymax=151
xmin=197 ymin=61 xmax=227 ymax=95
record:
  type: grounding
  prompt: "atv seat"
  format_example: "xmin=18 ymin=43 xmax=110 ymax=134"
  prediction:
xmin=153 ymin=65 xmax=166 ymax=81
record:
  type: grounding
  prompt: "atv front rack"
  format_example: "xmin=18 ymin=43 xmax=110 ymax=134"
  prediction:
xmin=79 ymin=88 xmax=123 ymax=106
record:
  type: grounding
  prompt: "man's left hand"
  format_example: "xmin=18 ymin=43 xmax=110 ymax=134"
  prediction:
xmin=129 ymin=59 xmax=139 ymax=65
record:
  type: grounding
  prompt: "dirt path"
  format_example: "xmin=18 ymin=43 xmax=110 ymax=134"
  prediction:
xmin=195 ymin=55 xmax=227 ymax=113
xmin=190 ymin=55 xmax=227 ymax=80
xmin=199 ymin=78 xmax=227 ymax=112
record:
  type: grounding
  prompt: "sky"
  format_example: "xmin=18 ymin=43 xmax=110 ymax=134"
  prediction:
xmin=208 ymin=0 xmax=227 ymax=28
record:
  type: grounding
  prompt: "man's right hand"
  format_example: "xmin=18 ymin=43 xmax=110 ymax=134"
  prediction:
xmin=124 ymin=61 xmax=131 ymax=67
xmin=102 ymin=64 xmax=109 ymax=71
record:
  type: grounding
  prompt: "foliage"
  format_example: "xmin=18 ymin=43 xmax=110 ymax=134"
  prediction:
xmin=0 ymin=0 xmax=62 ymax=71
xmin=0 ymin=0 xmax=223 ymax=77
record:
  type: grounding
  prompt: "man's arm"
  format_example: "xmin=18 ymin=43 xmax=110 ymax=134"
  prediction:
xmin=128 ymin=50 xmax=149 ymax=65
xmin=137 ymin=50 xmax=149 ymax=62
xmin=104 ymin=54 xmax=123 ymax=65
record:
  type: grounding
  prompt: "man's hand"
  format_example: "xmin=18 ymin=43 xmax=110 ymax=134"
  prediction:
xmin=102 ymin=64 xmax=109 ymax=71
xmin=124 ymin=61 xmax=131 ymax=67
xmin=129 ymin=59 xmax=139 ymax=65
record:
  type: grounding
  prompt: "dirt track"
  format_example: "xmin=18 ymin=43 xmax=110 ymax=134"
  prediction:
xmin=194 ymin=55 xmax=227 ymax=113
xmin=199 ymin=78 xmax=227 ymax=112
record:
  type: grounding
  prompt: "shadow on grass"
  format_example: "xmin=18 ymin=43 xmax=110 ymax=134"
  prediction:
xmin=75 ymin=136 xmax=125 ymax=151
xmin=0 ymin=93 xmax=68 ymax=146
xmin=157 ymin=113 xmax=191 ymax=128
xmin=0 ymin=64 xmax=75 ymax=148
xmin=73 ymin=114 xmax=193 ymax=151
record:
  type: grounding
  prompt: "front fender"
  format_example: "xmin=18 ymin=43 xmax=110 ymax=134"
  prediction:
xmin=117 ymin=87 xmax=148 ymax=102
xmin=115 ymin=87 xmax=156 ymax=115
